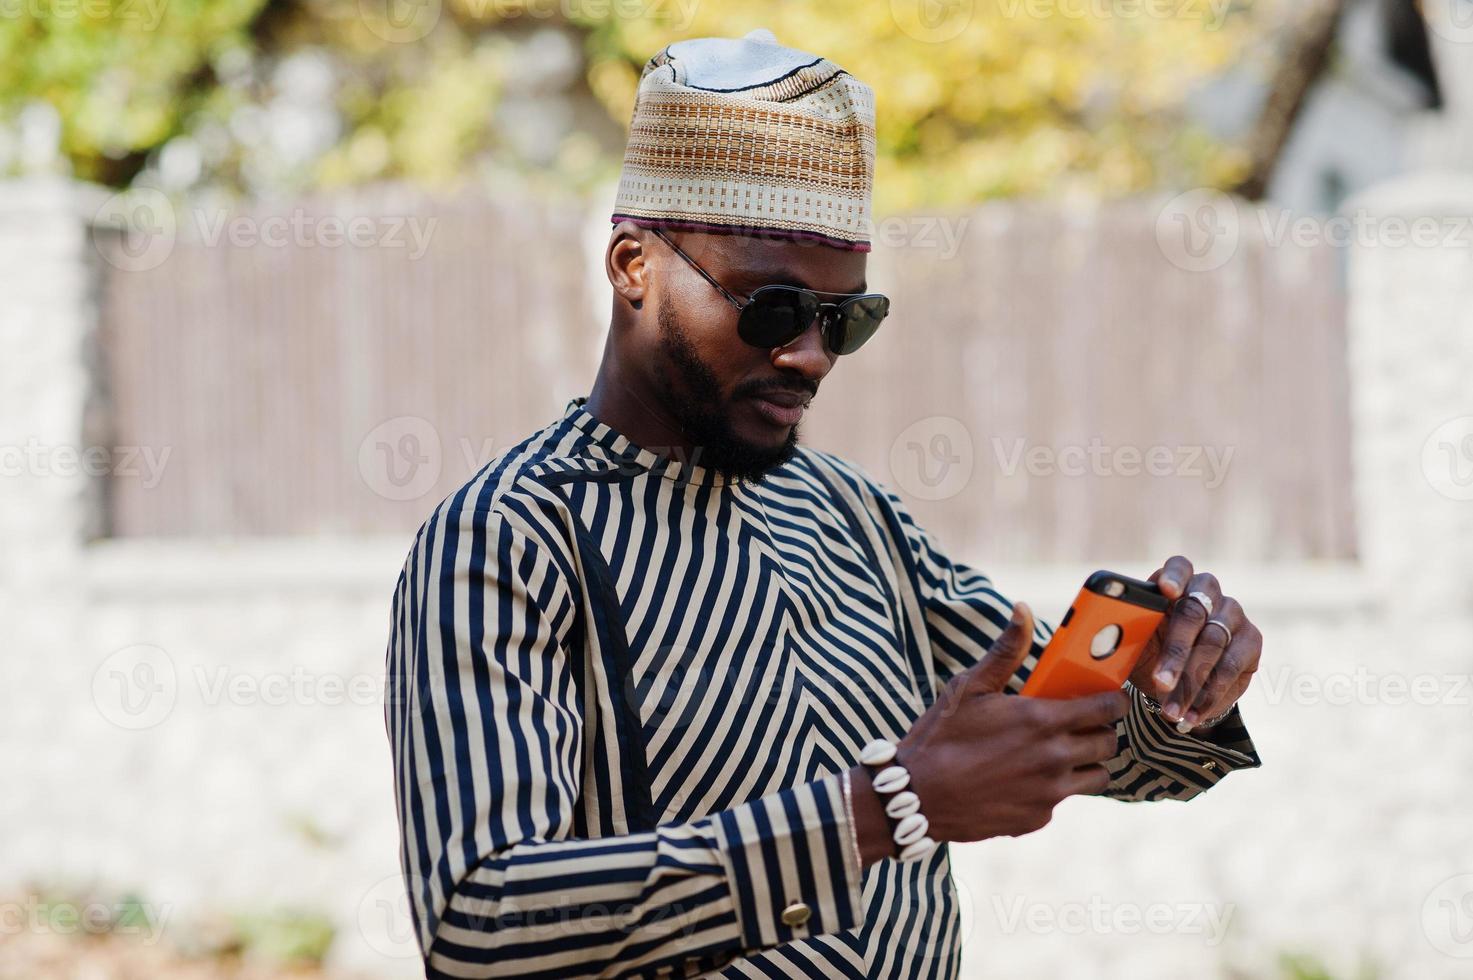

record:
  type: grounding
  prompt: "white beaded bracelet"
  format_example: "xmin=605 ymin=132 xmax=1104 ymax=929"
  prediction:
xmin=859 ymin=738 xmax=937 ymax=862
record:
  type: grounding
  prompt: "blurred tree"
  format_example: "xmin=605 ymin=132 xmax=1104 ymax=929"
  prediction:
xmin=0 ymin=0 xmax=1264 ymax=209
xmin=579 ymin=2 xmax=1262 ymax=211
xmin=1231 ymin=0 xmax=1345 ymax=200
xmin=0 ymin=0 xmax=268 ymax=185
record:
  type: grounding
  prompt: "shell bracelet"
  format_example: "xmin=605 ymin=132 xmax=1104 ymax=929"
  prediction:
xmin=858 ymin=738 xmax=937 ymax=862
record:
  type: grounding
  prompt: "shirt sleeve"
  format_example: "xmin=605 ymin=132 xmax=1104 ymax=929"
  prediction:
xmin=385 ymin=501 xmax=864 ymax=980
xmin=852 ymin=476 xmax=1261 ymax=803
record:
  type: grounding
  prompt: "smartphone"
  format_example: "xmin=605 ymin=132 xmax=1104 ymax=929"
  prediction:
xmin=1019 ymin=570 xmax=1169 ymax=699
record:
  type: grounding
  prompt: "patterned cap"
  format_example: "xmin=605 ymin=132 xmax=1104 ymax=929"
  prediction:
xmin=611 ymin=28 xmax=876 ymax=252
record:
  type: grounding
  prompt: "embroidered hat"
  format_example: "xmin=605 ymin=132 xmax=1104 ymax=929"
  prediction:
xmin=611 ymin=28 xmax=876 ymax=252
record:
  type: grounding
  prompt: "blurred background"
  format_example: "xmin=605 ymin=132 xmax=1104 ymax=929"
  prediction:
xmin=4 ymin=0 xmax=1473 ymax=976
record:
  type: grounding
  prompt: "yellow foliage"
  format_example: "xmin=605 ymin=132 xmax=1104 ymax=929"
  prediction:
xmin=0 ymin=0 xmax=1261 ymax=201
xmin=579 ymin=0 xmax=1258 ymax=210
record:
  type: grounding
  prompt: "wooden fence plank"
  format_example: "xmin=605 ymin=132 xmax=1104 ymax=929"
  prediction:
xmin=96 ymin=191 xmax=1354 ymax=561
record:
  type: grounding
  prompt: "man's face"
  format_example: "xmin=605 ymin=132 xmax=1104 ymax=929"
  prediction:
xmin=642 ymin=229 xmax=869 ymax=482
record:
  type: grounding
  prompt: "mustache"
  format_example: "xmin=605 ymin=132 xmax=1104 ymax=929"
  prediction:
xmin=736 ymin=378 xmax=819 ymax=402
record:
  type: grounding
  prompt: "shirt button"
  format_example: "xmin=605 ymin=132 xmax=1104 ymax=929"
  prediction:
xmin=1201 ymin=759 xmax=1218 ymax=771
xmin=780 ymin=902 xmax=811 ymax=927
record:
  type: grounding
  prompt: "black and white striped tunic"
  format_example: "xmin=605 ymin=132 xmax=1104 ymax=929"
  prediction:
xmin=385 ymin=398 xmax=1260 ymax=979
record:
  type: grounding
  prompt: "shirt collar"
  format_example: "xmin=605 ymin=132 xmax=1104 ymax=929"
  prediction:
xmin=562 ymin=397 xmax=741 ymax=489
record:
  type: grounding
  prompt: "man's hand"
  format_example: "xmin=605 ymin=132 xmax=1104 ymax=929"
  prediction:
xmin=1130 ymin=555 xmax=1262 ymax=730
xmin=850 ymin=603 xmax=1129 ymax=866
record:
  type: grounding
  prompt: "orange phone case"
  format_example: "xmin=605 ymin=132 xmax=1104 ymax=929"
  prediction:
xmin=1020 ymin=571 xmax=1169 ymax=699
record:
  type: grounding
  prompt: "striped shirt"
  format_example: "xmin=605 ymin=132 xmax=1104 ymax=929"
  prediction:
xmin=384 ymin=397 xmax=1261 ymax=979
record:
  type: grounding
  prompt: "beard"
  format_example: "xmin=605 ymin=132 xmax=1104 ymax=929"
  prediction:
xmin=654 ymin=298 xmax=802 ymax=484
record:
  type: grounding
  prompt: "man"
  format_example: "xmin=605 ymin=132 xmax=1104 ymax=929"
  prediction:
xmin=385 ymin=29 xmax=1262 ymax=979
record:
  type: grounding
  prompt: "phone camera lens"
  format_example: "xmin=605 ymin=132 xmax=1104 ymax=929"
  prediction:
xmin=1090 ymin=624 xmax=1122 ymax=659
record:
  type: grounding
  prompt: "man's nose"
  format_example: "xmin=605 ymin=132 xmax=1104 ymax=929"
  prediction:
xmin=770 ymin=317 xmax=836 ymax=382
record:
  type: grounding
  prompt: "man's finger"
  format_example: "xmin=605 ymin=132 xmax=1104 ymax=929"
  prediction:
xmin=1150 ymin=571 xmax=1221 ymax=701
xmin=1148 ymin=555 xmax=1195 ymax=599
xmin=1063 ymin=727 xmax=1121 ymax=768
xmin=1184 ymin=623 xmax=1261 ymax=727
xmin=1063 ymin=763 xmax=1112 ymax=798
xmin=1166 ymin=597 xmax=1241 ymax=720
xmin=967 ymin=602 xmax=1036 ymax=694
xmin=1049 ymin=688 xmax=1130 ymax=731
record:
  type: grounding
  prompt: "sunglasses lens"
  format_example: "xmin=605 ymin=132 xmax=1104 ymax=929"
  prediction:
xmin=738 ymin=288 xmax=819 ymax=348
xmin=829 ymin=296 xmax=890 ymax=354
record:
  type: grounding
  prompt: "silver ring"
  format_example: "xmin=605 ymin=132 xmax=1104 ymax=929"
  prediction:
xmin=1185 ymin=590 xmax=1214 ymax=616
xmin=1202 ymin=619 xmax=1233 ymax=646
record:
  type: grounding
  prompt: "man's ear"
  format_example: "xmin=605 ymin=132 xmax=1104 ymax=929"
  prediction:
xmin=607 ymin=221 xmax=648 ymax=310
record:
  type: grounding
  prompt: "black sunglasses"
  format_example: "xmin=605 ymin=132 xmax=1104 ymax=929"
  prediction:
xmin=649 ymin=227 xmax=890 ymax=355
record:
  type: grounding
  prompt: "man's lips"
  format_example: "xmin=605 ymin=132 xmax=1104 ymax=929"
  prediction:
xmin=746 ymin=388 xmax=812 ymax=427
xmin=752 ymin=388 xmax=809 ymax=408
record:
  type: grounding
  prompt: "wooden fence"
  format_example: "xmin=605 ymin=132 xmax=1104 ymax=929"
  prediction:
xmin=94 ymin=189 xmax=1354 ymax=562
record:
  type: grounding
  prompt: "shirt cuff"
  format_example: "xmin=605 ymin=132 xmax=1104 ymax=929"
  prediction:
xmin=1125 ymin=683 xmax=1263 ymax=787
xmin=711 ymin=773 xmax=865 ymax=951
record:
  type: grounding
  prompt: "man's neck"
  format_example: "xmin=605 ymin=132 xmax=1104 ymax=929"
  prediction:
xmin=584 ymin=356 xmax=694 ymax=460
